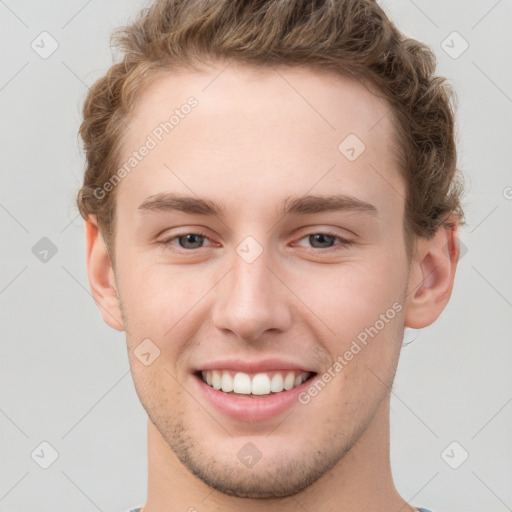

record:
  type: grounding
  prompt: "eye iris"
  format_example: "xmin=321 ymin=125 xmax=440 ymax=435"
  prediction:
xmin=309 ymin=233 xmax=335 ymax=248
xmin=178 ymin=234 xmax=204 ymax=249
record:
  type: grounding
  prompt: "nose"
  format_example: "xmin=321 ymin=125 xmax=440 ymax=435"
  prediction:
xmin=211 ymin=248 xmax=293 ymax=342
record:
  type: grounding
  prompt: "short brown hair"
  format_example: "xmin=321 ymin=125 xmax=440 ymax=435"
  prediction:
xmin=77 ymin=0 xmax=464 ymax=256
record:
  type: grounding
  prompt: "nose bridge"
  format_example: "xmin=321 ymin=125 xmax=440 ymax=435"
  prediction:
xmin=231 ymin=250 xmax=272 ymax=305
xmin=211 ymin=243 xmax=292 ymax=340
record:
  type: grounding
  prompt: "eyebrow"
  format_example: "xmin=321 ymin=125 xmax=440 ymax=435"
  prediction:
xmin=137 ymin=192 xmax=378 ymax=217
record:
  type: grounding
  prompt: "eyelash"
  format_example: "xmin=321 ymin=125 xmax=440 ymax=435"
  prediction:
xmin=159 ymin=231 xmax=354 ymax=252
xmin=295 ymin=231 xmax=353 ymax=251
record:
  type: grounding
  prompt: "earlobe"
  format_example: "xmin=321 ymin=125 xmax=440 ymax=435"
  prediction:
xmin=85 ymin=217 xmax=125 ymax=331
xmin=404 ymin=220 xmax=460 ymax=329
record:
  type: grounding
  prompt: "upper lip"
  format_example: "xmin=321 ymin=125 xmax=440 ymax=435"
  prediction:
xmin=195 ymin=358 xmax=316 ymax=374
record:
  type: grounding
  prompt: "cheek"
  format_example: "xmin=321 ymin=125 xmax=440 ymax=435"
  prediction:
xmin=116 ymin=257 xmax=212 ymax=359
xmin=117 ymin=257 xmax=190 ymax=319
xmin=289 ymin=256 xmax=407 ymax=388
xmin=287 ymin=256 xmax=406 ymax=335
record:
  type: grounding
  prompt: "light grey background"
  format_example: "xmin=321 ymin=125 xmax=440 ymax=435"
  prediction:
xmin=1 ymin=1 xmax=511 ymax=511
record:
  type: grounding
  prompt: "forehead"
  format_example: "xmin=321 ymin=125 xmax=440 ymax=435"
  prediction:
xmin=126 ymin=62 xmax=395 ymax=147
xmin=116 ymin=62 xmax=403 ymax=222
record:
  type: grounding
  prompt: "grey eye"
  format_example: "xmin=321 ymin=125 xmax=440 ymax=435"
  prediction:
xmin=308 ymin=234 xmax=336 ymax=248
xmin=178 ymin=234 xmax=205 ymax=249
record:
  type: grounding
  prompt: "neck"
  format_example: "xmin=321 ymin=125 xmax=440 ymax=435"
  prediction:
xmin=141 ymin=397 xmax=415 ymax=512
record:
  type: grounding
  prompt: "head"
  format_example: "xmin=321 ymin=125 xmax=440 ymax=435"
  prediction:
xmin=80 ymin=0 xmax=463 ymax=500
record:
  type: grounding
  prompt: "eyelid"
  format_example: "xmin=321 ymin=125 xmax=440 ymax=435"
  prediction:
xmin=292 ymin=223 xmax=358 ymax=239
xmin=157 ymin=230 xmax=217 ymax=250
xmin=292 ymin=224 xmax=355 ymax=240
xmin=293 ymin=231 xmax=353 ymax=249
xmin=157 ymin=227 xmax=355 ymax=251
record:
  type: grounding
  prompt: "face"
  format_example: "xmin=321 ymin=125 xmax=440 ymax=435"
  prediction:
xmin=110 ymin=62 xmax=411 ymax=498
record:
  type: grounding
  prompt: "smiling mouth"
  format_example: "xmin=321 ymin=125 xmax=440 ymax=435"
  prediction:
xmin=196 ymin=369 xmax=316 ymax=397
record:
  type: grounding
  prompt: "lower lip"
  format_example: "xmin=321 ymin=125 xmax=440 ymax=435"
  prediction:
xmin=193 ymin=373 xmax=315 ymax=422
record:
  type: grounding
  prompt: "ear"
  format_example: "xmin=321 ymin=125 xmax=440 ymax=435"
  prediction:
xmin=404 ymin=219 xmax=460 ymax=329
xmin=85 ymin=216 xmax=125 ymax=331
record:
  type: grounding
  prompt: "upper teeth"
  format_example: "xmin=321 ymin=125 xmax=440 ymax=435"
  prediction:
xmin=201 ymin=370 xmax=311 ymax=395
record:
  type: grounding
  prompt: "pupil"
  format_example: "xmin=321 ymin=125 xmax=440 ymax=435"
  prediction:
xmin=179 ymin=234 xmax=204 ymax=249
xmin=310 ymin=234 xmax=334 ymax=248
